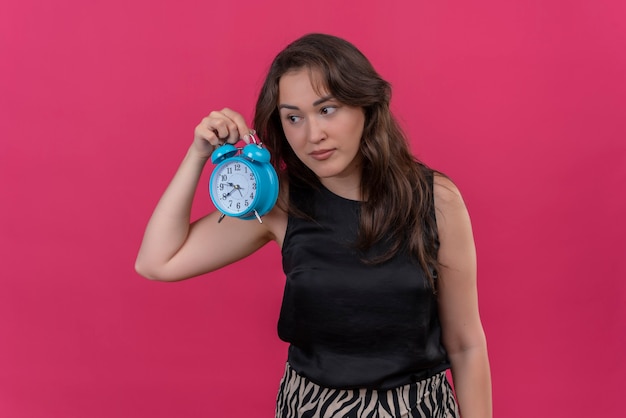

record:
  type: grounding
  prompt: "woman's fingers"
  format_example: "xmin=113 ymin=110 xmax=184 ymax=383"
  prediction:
xmin=192 ymin=109 xmax=253 ymax=158
xmin=198 ymin=109 xmax=251 ymax=145
xmin=205 ymin=110 xmax=236 ymax=144
xmin=220 ymin=108 xmax=252 ymax=143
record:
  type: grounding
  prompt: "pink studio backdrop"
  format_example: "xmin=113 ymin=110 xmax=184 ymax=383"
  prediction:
xmin=1 ymin=1 xmax=624 ymax=417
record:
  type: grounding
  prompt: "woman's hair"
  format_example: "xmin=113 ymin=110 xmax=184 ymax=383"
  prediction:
xmin=254 ymin=33 xmax=440 ymax=289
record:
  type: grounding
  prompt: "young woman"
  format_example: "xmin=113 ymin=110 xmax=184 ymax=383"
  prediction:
xmin=136 ymin=33 xmax=492 ymax=418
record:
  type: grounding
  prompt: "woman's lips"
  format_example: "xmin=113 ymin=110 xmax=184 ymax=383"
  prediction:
xmin=309 ymin=149 xmax=335 ymax=160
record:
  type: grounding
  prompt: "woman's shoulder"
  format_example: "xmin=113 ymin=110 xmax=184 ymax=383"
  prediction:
xmin=432 ymin=173 xmax=472 ymax=237
xmin=433 ymin=173 xmax=464 ymax=207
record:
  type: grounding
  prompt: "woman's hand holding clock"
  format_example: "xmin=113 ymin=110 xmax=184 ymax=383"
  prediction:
xmin=192 ymin=108 xmax=253 ymax=159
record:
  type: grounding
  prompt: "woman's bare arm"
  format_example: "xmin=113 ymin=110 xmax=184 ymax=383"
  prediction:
xmin=135 ymin=109 xmax=279 ymax=281
xmin=434 ymin=174 xmax=492 ymax=418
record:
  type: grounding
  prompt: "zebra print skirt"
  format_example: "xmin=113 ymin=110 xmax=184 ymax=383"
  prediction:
xmin=275 ymin=363 xmax=459 ymax=418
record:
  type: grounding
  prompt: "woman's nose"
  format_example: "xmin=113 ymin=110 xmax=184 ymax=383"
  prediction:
xmin=307 ymin=117 xmax=326 ymax=143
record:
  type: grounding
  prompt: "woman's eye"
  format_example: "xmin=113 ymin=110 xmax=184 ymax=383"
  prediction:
xmin=287 ymin=115 xmax=302 ymax=123
xmin=321 ymin=106 xmax=337 ymax=115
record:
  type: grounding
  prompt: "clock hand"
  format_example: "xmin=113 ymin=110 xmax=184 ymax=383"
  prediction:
xmin=226 ymin=182 xmax=245 ymax=196
xmin=223 ymin=187 xmax=236 ymax=198
xmin=222 ymin=183 xmax=245 ymax=198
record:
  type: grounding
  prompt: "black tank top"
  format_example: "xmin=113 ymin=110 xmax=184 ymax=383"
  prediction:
xmin=278 ymin=178 xmax=450 ymax=390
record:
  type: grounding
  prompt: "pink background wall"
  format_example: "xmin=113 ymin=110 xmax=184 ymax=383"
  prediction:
xmin=1 ymin=1 xmax=624 ymax=417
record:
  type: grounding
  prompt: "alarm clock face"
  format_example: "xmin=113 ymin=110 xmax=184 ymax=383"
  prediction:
xmin=210 ymin=159 xmax=257 ymax=216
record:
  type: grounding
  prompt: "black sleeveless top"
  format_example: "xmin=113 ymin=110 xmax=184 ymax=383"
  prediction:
xmin=277 ymin=178 xmax=450 ymax=390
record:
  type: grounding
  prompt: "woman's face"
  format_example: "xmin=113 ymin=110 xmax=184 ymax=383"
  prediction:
xmin=278 ymin=69 xmax=365 ymax=191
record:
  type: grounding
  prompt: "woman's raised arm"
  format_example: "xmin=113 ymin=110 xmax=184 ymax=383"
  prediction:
xmin=134 ymin=109 xmax=277 ymax=282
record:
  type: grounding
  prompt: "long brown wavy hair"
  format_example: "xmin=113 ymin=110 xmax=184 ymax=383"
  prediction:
xmin=254 ymin=33 xmax=441 ymax=289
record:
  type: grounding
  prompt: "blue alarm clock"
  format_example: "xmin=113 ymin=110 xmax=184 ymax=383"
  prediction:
xmin=208 ymin=133 xmax=279 ymax=223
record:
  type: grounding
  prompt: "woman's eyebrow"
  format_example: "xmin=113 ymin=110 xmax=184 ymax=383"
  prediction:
xmin=278 ymin=103 xmax=299 ymax=110
xmin=313 ymin=95 xmax=334 ymax=106
xmin=278 ymin=95 xmax=335 ymax=110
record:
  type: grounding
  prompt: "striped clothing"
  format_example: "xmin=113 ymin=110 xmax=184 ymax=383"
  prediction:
xmin=275 ymin=363 xmax=459 ymax=418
